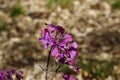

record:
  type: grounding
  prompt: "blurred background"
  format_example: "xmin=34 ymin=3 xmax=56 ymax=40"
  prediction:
xmin=0 ymin=0 xmax=120 ymax=80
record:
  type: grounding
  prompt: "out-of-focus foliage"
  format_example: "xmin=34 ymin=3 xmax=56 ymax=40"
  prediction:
xmin=0 ymin=19 xmax=6 ymax=31
xmin=61 ymin=64 xmax=76 ymax=74
xmin=79 ymin=57 xmax=119 ymax=79
xmin=112 ymin=0 xmax=120 ymax=9
xmin=47 ymin=0 xmax=73 ymax=9
xmin=10 ymin=5 xmax=24 ymax=17
xmin=47 ymin=0 xmax=55 ymax=9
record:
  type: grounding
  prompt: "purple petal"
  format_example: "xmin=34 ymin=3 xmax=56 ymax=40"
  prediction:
xmin=39 ymin=38 xmax=49 ymax=49
xmin=59 ymin=34 xmax=73 ymax=49
xmin=16 ymin=71 xmax=24 ymax=80
xmin=57 ymin=54 xmax=66 ymax=63
xmin=63 ymin=74 xmax=77 ymax=80
xmin=63 ymin=74 xmax=70 ymax=80
xmin=51 ymin=47 xmax=59 ymax=57
xmin=69 ymin=51 xmax=77 ymax=59
xmin=69 ymin=58 xmax=75 ymax=64
xmin=0 ymin=70 xmax=5 ymax=80
xmin=63 ymin=34 xmax=73 ymax=42
xmin=56 ymin=26 xmax=65 ymax=34
xmin=59 ymin=42 xmax=67 ymax=50
xmin=39 ymin=31 xmax=54 ymax=49
xmin=70 ymin=78 xmax=77 ymax=80
xmin=48 ymin=24 xmax=56 ymax=31
xmin=71 ymin=42 xmax=77 ymax=49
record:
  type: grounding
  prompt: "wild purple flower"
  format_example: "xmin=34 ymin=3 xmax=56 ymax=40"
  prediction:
xmin=51 ymin=46 xmax=59 ymax=57
xmin=58 ymin=34 xmax=73 ymax=51
xmin=48 ymin=24 xmax=65 ymax=35
xmin=39 ymin=24 xmax=79 ymax=64
xmin=51 ymin=34 xmax=73 ymax=57
xmin=6 ymin=69 xmax=23 ymax=80
xmin=55 ymin=41 xmax=78 ymax=65
xmin=6 ymin=69 xmax=16 ymax=80
xmin=68 ymin=42 xmax=78 ymax=64
xmin=0 ymin=70 xmax=5 ymax=80
xmin=39 ymin=24 xmax=65 ymax=49
xmin=0 ymin=69 xmax=23 ymax=80
xmin=57 ymin=54 xmax=66 ymax=63
xmin=39 ymin=24 xmax=79 ymax=80
xmin=15 ymin=71 xmax=24 ymax=80
xmin=39 ymin=29 xmax=54 ymax=49
xmin=63 ymin=74 xmax=77 ymax=80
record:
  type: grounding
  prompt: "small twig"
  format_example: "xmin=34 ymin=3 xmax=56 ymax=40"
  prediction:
xmin=39 ymin=65 xmax=45 ymax=71
xmin=51 ymin=64 xmax=63 ymax=80
xmin=55 ymin=64 xmax=62 ymax=72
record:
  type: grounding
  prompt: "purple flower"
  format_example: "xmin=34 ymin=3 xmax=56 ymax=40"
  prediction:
xmin=51 ymin=47 xmax=59 ymax=57
xmin=39 ymin=24 xmax=79 ymax=64
xmin=39 ymin=24 xmax=79 ymax=80
xmin=59 ymin=34 xmax=73 ymax=51
xmin=68 ymin=42 xmax=78 ymax=64
xmin=39 ymin=24 xmax=66 ymax=56
xmin=0 ymin=69 xmax=23 ymax=80
xmin=51 ymin=34 xmax=73 ymax=57
xmin=15 ymin=71 xmax=24 ymax=80
xmin=69 ymin=42 xmax=77 ymax=58
xmin=39 ymin=24 xmax=65 ymax=49
xmin=57 ymin=54 xmax=66 ymax=63
xmin=6 ymin=69 xmax=15 ymax=80
xmin=51 ymin=34 xmax=72 ymax=57
xmin=48 ymin=24 xmax=65 ymax=34
xmin=57 ymin=41 xmax=78 ymax=64
xmin=6 ymin=69 xmax=23 ymax=80
xmin=0 ymin=70 xmax=5 ymax=80
xmin=39 ymin=29 xmax=54 ymax=49
xmin=63 ymin=74 xmax=77 ymax=80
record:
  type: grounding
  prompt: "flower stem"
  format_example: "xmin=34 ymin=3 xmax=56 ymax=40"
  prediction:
xmin=46 ymin=49 xmax=51 ymax=80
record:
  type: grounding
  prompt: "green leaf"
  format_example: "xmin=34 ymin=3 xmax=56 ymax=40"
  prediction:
xmin=47 ymin=0 xmax=56 ymax=9
xmin=112 ymin=0 xmax=120 ymax=9
xmin=60 ymin=65 xmax=76 ymax=74
xmin=78 ymin=57 xmax=117 ymax=79
xmin=10 ymin=5 xmax=24 ymax=17
xmin=47 ymin=0 xmax=73 ymax=9
xmin=0 ymin=19 xmax=6 ymax=31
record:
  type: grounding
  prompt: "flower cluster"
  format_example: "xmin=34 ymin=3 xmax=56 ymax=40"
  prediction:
xmin=0 ymin=69 xmax=23 ymax=80
xmin=39 ymin=24 xmax=79 ymax=80
xmin=63 ymin=74 xmax=77 ymax=80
